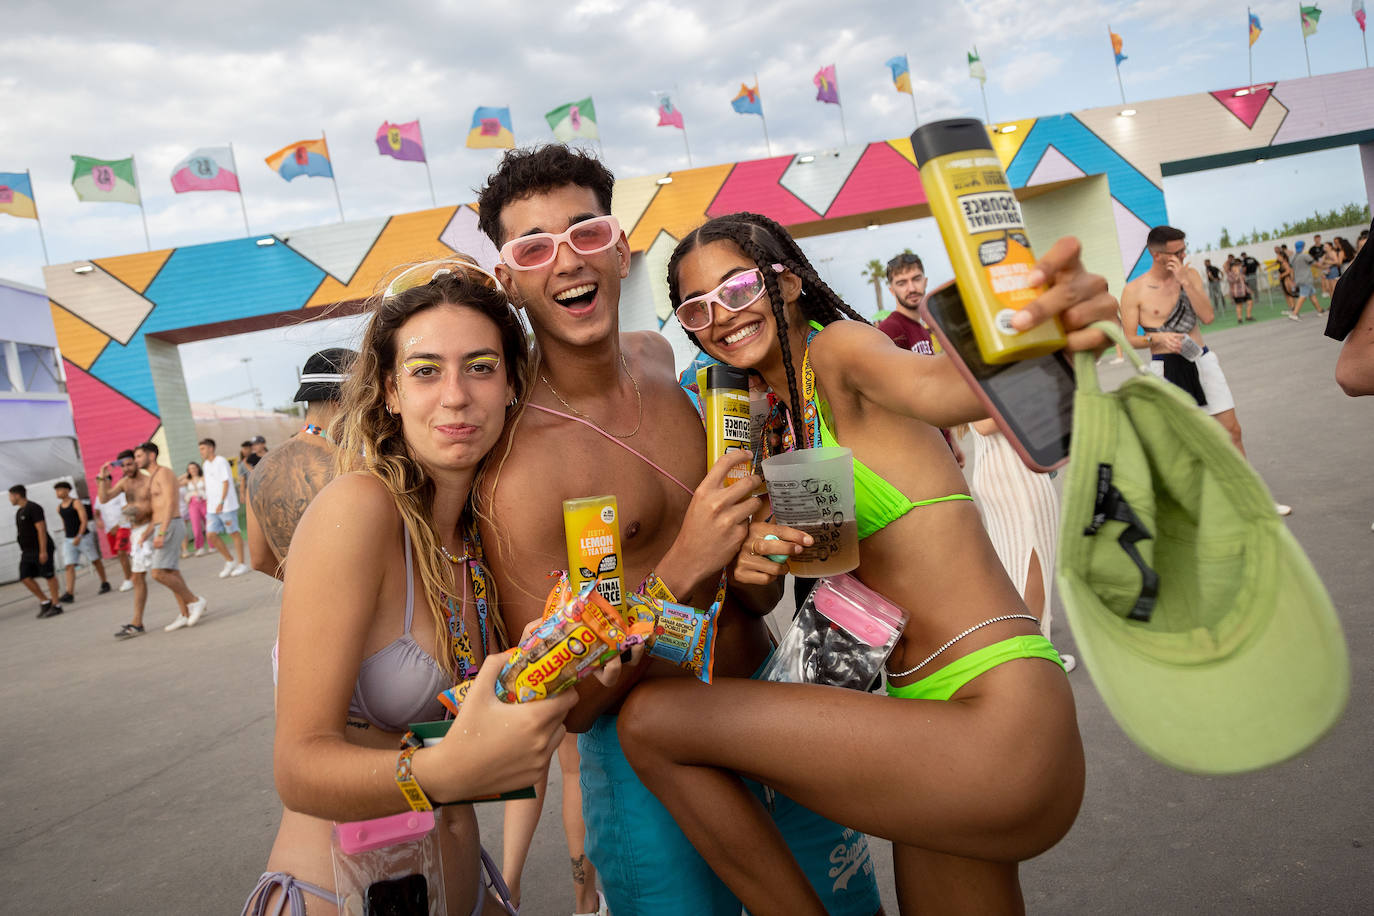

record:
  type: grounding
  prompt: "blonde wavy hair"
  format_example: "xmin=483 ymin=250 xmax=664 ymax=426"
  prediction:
xmin=331 ymin=256 xmax=535 ymax=676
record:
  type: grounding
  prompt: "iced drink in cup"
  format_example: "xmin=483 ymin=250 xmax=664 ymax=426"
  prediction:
xmin=761 ymin=446 xmax=860 ymax=577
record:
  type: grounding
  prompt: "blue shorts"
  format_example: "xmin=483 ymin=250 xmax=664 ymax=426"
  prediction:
xmin=580 ymin=713 xmax=880 ymax=916
xmin=206 ymin=510 xmax=239 ymax=534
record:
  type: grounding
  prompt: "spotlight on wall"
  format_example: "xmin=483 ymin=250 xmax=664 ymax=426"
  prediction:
xmin=866 ymin=222 xmax=879 ymax=231
xmin=1119 ymin=108 xmax=1137 ymax=117
xmin=73 ymin=265 xmax=95 ymax=274
xmin=655 ymin=176 xmax=673 ymax=185
xmin=1233 ymin=88 xmax=1251 ymax=97
xmin=798 ymin=155 xmax=816 ymax=163
xmin=256 ymin=237 xmax=276 ymax=247
xmin=996 ymin=124 xmax=1018 ymax=134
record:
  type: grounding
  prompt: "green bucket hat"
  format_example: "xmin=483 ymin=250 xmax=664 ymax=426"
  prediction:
xmin=1057 ymin=322 xmax=1348 ymax=774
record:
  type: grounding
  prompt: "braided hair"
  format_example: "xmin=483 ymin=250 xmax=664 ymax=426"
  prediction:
xmin=666 ymin=212 xmax=869 ymax=448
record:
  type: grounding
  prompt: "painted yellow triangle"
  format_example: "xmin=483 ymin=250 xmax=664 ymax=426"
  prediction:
xmin=49 ymin=300 xmax=111 ymax=370
xmin=308 ymin=207 xmax=459 ymax=307
xmin=988 ymin=119 xmax=1037 ymax=169
xmin=93 ymin=248 xmax=174 ymax=294
xmin=626 ymin=164 xmax=734 ymax=252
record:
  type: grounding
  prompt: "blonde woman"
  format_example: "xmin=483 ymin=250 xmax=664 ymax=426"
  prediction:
xmin=245 ymin=260 xmax=585 ymax=915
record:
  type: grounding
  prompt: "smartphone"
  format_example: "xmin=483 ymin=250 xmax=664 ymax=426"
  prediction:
xmin=365 ymin=873 xmax=428 ymax=915
xmin=919 ymin=279 xmax=1074 ymax=472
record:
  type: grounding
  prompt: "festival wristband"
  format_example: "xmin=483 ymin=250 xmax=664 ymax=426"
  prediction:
xmin=394 ymin=746 xmax=433 ymax=812
xmin=639 ymin=571 xmax=679 ymax=604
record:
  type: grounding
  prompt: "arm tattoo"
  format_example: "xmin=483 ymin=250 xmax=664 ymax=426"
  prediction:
xmin=247 ymin=440 xmax=337 ymax=564
xmin=570 ymin=854 xmax=587 ymax=886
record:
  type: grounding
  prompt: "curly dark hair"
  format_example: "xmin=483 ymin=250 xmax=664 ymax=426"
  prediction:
xmin=476 ymin=145 xmax=615 ymax=247
xmin=666 ymin=212 xmax=868 ymax=448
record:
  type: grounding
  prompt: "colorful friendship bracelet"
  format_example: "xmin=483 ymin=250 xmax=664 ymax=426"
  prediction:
xmin=639 ymin=571 xmax=679 ymax=604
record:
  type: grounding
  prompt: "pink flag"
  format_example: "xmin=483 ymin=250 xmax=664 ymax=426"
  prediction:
xmin=814 ymin=65 xmax=840 ymax=104
xmin=656 ymin=93 xmax=685 ymax=129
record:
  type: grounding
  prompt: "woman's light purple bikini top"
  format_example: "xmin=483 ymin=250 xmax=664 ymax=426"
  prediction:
xmin=273 ymin=525 xmax=449 ymax=733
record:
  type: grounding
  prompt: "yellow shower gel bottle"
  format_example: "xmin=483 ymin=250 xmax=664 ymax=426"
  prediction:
xmin=912 ymin=118 xmax=1065 ymax=364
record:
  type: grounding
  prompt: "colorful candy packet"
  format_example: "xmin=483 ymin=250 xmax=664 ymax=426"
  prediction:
xmin=623 ymin=593 xmax=717 ymax=684
xmin=438 ymin=576 xmax=648 ymax=715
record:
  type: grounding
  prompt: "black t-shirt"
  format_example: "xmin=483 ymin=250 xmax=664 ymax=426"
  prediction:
xmin=1205 ymin=264 xmax=1222 ymax=282
xmin=15 ymin=503 xmax=55 ymax=557
xmin=1242 ymin=256 xmax=1259 ymax=276
xmin=58 ymin=500 xmax=81 ymax=537
xmin=246 ymin=453 xmax=262 ymax=469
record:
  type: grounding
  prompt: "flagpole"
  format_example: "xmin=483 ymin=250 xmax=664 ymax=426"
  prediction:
xmin=1299 ymin=3 xmax=1312 ymax=77
xmin=415 ymin=118 xmax=438 ymax=208
xmin=975 ymin=46 xmax=992 ymax=124
xmin=755 ymin=71 xmax=774 ymax=157
xmin=1247 ymin=8 xmax=1254 ymax=89
xmin=833 ymin=65 xmax=850 ymax=146
xmin=681 ymin=123 xmax=693 ymax=168
xmin=906 ymin=50 xmax=921 ymax=129
xmin=130 ymin=154 xmax=151 ymax=251
xmin=321 ymin=129 xmax=345 ymax=222
xmin=27 ymin=169 xmax=50 ymax=264
xmin=1110 ymin=26 xmax=1127 ymax=104
xmin=227 ymin=142 xmax=252 ymax=236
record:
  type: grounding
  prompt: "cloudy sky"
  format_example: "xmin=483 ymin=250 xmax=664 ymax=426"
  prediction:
xmin=3 ymin=0 xmax=1369 ymax=407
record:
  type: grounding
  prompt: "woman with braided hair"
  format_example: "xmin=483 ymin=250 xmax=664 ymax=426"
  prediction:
xmin=618 ymin=212 xmax=1119 ymax=914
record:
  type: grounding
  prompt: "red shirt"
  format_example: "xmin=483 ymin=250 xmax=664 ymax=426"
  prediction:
xmin=876 ymin=310 xmax=936 ymax=355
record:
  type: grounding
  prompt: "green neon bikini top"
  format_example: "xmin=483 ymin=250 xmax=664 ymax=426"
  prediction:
xmin=803 ymin=321 xmax=973 ymax=540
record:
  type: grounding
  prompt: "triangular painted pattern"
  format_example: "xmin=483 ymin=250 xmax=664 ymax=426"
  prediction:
xmin=1027 ymin=145 xmax=1087 ymax=186
xmin=49 ymin=300 xmax=110 ymax=370
xmin=283 ymin=216 xmax=390 ymax=285
xmin=777 ymin=144 xmax=867 ymax=217
xmin=307 ymin=207 xmax=459 ymax=307
xmin=93 ymin=248 xmax=174 ymax=294
xmin=706 ymin=157 xmax=819 ymax=225
xmin=625 ymin=164 xmax=734 ymax=252
xmin=1208 ymin=84 xmax=1276 ymax=129
xmin=63 ymin=358 xmax=162 ymax=492
xmin=439 ymin=205 xmax=501 ymax=272
xmin=823 ymin=141 xmax=925 ymax=220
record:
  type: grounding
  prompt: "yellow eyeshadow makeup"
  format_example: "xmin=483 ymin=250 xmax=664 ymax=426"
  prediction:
xmin=464 ymin=354 xmax=501 ymax=371
xmin=402 ymin=357 xmax=441 ymax=375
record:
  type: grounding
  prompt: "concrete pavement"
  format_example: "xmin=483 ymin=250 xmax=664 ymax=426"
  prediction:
xmin=0 ymin=314 xmax=1370 ymax=914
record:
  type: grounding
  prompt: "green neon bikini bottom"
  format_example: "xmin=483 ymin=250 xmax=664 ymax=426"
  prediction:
xmin=885 ymin=634 xmax=1066 ymax=701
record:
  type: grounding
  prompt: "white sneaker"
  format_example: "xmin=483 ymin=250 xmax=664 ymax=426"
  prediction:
xmin=194 ymin=547 xmax=207 ymax=557
xmin=186 ymin=596 xmax=207 ymax=627
xmin=219 ymin=560 xmax=236 ymax=578
xmin=1286 ymin=313 xmax=1301 ymax=321
xmin=1275 ymin=503 xmax=1293 ymax=517
xmin=164 ymin=614 xmax=190 ymax=632
xmin=1061 ymin=654 xmax=1078 ymax=673
xmin=118 ymin=579 xmax=134 ymax=592
xmin=230 ymin=562 xmax=249 ymax=577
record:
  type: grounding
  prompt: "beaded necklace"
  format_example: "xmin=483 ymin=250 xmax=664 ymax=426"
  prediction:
xmin=759 ymin=325 xmax=824 ymax=459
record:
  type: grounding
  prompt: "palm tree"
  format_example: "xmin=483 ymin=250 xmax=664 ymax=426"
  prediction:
xmin=860 ymin=259 xmax=886 ymax=312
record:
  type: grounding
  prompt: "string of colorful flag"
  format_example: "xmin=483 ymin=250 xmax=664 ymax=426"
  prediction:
xmin=2 ymin=8 xmax=1370 ymax=259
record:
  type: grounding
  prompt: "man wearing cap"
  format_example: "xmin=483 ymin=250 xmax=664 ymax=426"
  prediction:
xmin=1121 ymin=225 xmax=1291 ymax=516
xmin=245 ymin=348 xmax=355 ymax=578
xmin=199 ymin=438 xmax=249 ymax=578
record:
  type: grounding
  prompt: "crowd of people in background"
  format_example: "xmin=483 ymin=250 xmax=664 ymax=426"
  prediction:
xmin=8 ymin=428 xmax=279 ymax=631
xmin=1202 ymin=230 xmax=1365 ymax=326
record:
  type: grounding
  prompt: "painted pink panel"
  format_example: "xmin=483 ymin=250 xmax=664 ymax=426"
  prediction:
xmin=822 ymin=142 xmax=926 ymax=220
xmin=1270 ymin=69 xmax=1374 ymax=145
xmin=64 ymin=359 xmax=161 ymax=501
xmin=1027 ymin=146 xmax=1087 ymax=186
xmin=707 ymin=157 xmax=821 ymax=225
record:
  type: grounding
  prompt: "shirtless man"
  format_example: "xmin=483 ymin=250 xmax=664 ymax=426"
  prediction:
xmin=99 ymin=441 xmax=206 ymax=637
xmin=475 ymin=145 xmax=1119 ymax=916
xmin=245 ymin=348 xmax=353 ymax=579
xmin=1121 ymin=225 xmax=1291 ymax=516
xmin=477 ymin=146 xmax=879 ymax=916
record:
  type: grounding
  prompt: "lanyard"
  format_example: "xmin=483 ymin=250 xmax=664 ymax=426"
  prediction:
xmin=443 ymin=520 xmax=493 ymax=681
